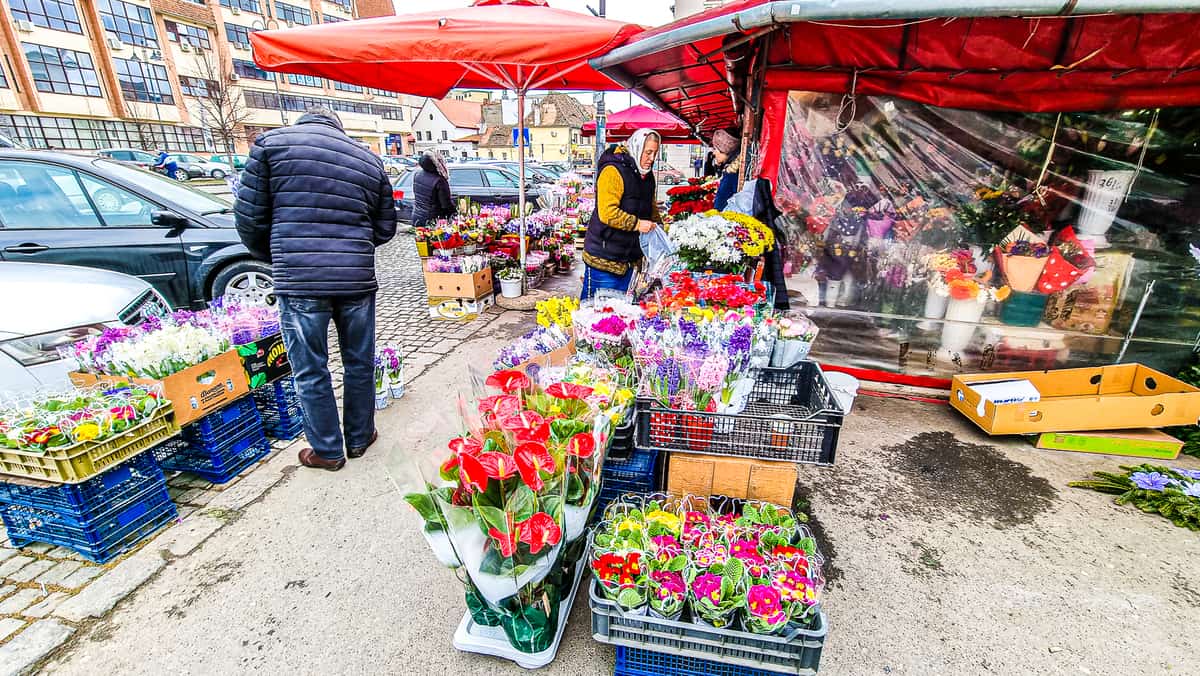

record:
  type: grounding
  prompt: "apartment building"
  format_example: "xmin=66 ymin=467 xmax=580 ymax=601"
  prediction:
xmin=673 ymin=0 xmax=731 ymax=19
xmin=0 ymin=0 xmax=416 ymax=154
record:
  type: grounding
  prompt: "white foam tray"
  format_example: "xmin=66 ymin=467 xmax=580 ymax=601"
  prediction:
xmin=452 ymin=557 xmax=587 ymax=669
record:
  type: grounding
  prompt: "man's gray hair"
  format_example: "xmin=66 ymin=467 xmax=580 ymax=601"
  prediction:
xmin=305 ymin=105 xmax=342 ymax=126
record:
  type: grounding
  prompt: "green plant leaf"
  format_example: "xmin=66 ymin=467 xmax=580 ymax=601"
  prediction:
xmin=723 ymin=556 xmax=744 ymax=584
xmin=506 ymin=483 xmax=537 ymax=522
xmin=616 ymin=587 xmax=645 ymax=610
xmin=474 ymin=499 xmax=509 ymax=534
xmin=668 ymin=555 xmax=687 ymax=572
xmin=743 ymin=504 xmax=761 ymax=523
xmin=403 ymin=492 xmax=442 ymax=525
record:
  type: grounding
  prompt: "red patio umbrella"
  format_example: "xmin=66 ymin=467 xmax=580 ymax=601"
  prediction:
xmin=581 ymin=104 xmax=696 ymax=143
xmin=251 ymin=0 xmax=644 ymax=274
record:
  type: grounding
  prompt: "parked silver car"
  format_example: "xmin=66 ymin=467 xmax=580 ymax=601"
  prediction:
xmin=0 ymin=262 xmax=167 ymax=393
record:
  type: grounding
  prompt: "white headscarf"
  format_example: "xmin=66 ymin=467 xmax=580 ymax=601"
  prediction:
xmin=423 ymin=150 xmax=449 ymax=180
xmin=624 ymin=129 xmax=661 ymax=177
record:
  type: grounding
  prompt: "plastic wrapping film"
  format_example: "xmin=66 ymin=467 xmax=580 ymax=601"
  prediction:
xmin=771 ymin=91 xmax=1200 ymax=380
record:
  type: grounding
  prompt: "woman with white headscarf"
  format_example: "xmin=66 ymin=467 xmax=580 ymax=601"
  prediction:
xmin=581 ymin=128 xmax=663 ymax=299
xmin=412 ymin=150 xmax=455 ymax=227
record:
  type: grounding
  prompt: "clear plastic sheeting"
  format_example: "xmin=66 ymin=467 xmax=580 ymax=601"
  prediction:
xmin=772 ymin=91 xmax=1200 ymax=379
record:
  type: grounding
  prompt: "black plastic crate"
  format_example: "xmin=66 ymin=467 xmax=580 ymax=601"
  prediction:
xmin=182 ymin=397 xmax=263 ymax=448
xmin=592 ymin=580 xmax=826 ymax=676
xmin=635 ymin=362 xmax=841 ymax=465
xmin=616 ymin=646 xmax=792 ymax=676
xmin=154 ymin=426 xmax=272 ymax=484
xmin=0 ymin=482 xmax=177 ymax=564
xmin=0 ymin=452 xmax=164 ymax=524
xmin=608 ymin=416 xmax=636 ymax=461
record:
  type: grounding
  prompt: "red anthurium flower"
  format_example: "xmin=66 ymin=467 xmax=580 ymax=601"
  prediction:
xmin=459 ymin=452 xmax=488 ymax=493
xmin=500 ymin=410 xmax=545 ymax=431
xmin=440 ymin=454 xmax=460 ymax=475
xmin=514 ymin=422 xmax=550 ymax=444
xmin=566 ymin=433 xmax=595 ymax=458
xmin=478 ymin=395 xmax=522 ymax=420
xmin=477 ymin=452 xmax=517 ymax=480
xmin=514 ymin=442 xmax=555 ymax=492
xmin=545 ymin=382 xmax=594 ymax=400
xmin=518 ymin=512 xmax=561 ymax=555
xmin=447 ymin=436 xmax=483 ymax=457
xmin=486 ymin=370 xmax=532 ymax=394
xmin=489 ymin=520 xmax=521 ymax=558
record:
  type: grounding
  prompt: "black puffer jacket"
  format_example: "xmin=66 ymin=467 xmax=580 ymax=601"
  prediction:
xmin=411 ymin=155 xmax=455 ymax=227
xmin=235 ymin=112 xmax=396 ymax=297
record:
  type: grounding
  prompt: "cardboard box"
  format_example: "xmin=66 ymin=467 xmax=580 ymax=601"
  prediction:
xmin=666 ymin=452 xmax=798 ymax=508
xmin=950 ymin=364 xmax=1200 ymax=435
xmin=70 ymin=350 xmax=250 ymax=426
xmin=236 ymin=333 xmax=291 ymax=390
xmin=1035 ymin=428 xmax=1183 ymax=460
xmin=514 ymin=339 xmax=576 ymax=376
xmin=423 ymin=267 xmax=494 ymax=299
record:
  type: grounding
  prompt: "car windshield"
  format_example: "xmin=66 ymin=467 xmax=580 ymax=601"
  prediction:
xmin=92 ymin=159 xmax=231 ymax=215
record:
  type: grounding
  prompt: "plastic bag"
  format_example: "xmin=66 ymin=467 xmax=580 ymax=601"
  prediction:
xmin=639 ymin=226 xmax=677 ymax=265
xmin=725 ymin=183 xmax=757 ymax=216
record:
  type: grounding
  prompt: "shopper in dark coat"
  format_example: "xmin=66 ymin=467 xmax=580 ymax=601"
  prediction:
xmin=711 ymin=129 xmax=742 ymax=212
xmin=235 ymin=106 xmax=396 ymax=472
xmin=411 ymin=151 xmax=455 ymax=227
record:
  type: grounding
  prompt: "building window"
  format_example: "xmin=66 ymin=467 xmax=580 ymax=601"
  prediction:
xmin=22 ymin=43 xmax=102 ymax=97
xmin=0 ymin=114 xmax=208 ymax=151
xmin=441 ymin=130 xmax=448 ymax=141
xmin=321 ymin=13 xmax=344 ymax=23
xmin=327 ymin=0 xmax=352 ymax=12
xmin=179 ymin=76 xmax=214 ymax=98
xmin=368 ymin=88 xmax=396 ymax=98
xmin=287 ymin=73 xmax=322 ymax=88
xmin=163 ymin=20 xmax=211 ymax=50
xmin=114 ymin=57 xmax=174 ymax=104
xmin=220 ymin=0 xmax=260 ymax=12
xmin=274 ymin=1 xmax=312 ymax=25
xmin=375 ymin=106 xmax=403 ymax=121
xmin=233 ymin=59 xmax=272 ymax=81
xmin=10 ymin=0 xmax=84 ymax=34
xmin=333 ymin=80 xmax=363 ymax=94
xmin=97 ymin=0 xmax=159 ymax=48
xmin=225 ymin=23 xmax=253 ymax=48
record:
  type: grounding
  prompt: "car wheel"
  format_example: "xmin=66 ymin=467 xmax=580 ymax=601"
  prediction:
xmin=211 ymin=260 xmax=275 ymax=307
xmin=210 ymin=169 xmax=226 ymax=180
xmin=173 ymin=169 xmax=189 ymax=181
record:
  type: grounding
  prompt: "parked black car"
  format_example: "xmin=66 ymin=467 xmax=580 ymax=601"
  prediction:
xmin=0 ymin=150 xmax=272 ymax=309
xmin=392 ymin=163 xmax=542 ymax=223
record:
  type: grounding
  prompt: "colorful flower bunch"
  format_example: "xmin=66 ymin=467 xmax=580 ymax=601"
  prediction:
xmin=536 ymin=296 xmax=578 ymax=332
xmin=713 ymin=210 xmax=776 ymax=258
xmin=630 ymin=310 xmax=760 ymax=412
xmin=0 ymin=385 xmax=166 ymax=453
xmin=590 ymin=495 xmax=823 ymax=631
xmin=425 ymin=255 xmax=489 ymax=274
xmin=572 ymin=300 xmax=643 ymax=363
xmin=666 ymin=211 xmax=775 ymax=274
xmin=1071 ymin=464 xmax=1200 ymax=531
xmin=492 ymin=326 xmax=571 ymax=371
xmin=666 ymin=179 xmax=717 ymax=219
xmin=557 ymin=360 xmax=636 ymax=428
xmin=641 ymin=272 xmax=766 ymax=317
xmin=929 ymin=270 xmax=1010 ymax=304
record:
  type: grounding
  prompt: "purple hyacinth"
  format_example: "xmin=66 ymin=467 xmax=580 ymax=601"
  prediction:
xmin=729 ymin=324 xmax=753 ymax=356
xmin=1130 ymin=471 xmax=1170 ymax=492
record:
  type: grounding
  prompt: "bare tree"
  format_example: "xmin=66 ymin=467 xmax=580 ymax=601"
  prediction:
xmin=189 ymin=47 xmax=252 ymax=168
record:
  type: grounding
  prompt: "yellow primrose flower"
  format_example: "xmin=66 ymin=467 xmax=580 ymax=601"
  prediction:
xmin=617 ymin=518 xmax=643 ymax=534
xmin=645 ymin=510 xmax=681 ymax=533
xmin=73 ymin=422 xmax=101 ymax=442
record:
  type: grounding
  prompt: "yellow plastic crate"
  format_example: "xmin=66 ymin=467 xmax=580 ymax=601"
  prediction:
xmin=0 ymin=408 xmax=181 ymax=484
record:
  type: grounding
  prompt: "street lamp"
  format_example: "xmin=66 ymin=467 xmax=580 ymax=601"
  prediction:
xmin=251 ymin=19 xmax=288 ymax=126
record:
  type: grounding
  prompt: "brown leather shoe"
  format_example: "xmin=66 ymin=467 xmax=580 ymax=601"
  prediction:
xmin=347 ymin=430 xmax=379 ymax=459
xmin=298 ymin=448 xmax=345 ymax=471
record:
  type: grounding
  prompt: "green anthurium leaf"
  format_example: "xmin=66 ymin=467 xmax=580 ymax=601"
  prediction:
xmin=403 ymin=492 xmax=442 ymax=525
xmin=506 ymin=483 xmax=537 ymax=522
xmin=567 ymin=474 xmax=586 ymax=502
xmin=474 ymin=499 xmax=509 ymax=534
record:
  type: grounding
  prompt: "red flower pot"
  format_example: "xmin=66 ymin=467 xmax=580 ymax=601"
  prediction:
xmin=649 ymin=411 xmax=678 ymax=447
xmin=684 ymin=414 xmax=714 ymax=452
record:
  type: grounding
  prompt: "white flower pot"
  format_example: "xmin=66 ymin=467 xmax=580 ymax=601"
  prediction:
xmin=500 ymin=278 xmax=523 ymax=298
xmin=939 ymin=298 xmax=985 ymax=353
xmin=770 ymin=339 xmax=812 ymax=369
xmin=374 ymin=390 xmax=390 ymax=410
xmin=388 ymin=370 xmax=405 ymax=399
xmin=1077 ymin=169 xmax=1135 ymax=246
xmin=918 ymin=285 xmax=949 ymax=330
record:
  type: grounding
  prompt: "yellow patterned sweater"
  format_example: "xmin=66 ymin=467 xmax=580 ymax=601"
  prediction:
xmin=582 ymin=165 xmax=664 ymax=274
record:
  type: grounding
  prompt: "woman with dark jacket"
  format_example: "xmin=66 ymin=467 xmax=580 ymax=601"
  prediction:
xmin=711 ymin=129 xmax=742 ymax=211
xmin=411 ymin=151 xmax=455 ymax=226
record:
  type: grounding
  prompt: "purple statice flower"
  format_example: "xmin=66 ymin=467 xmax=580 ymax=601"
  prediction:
xmin=1173 ymin=468 xmax=1200 ymax=481
xmin=1130 ymin=471 xmax=1170 ymax=492
xmin=139 ymin=315 xmax=163 ymax=333
xmin=1183 ymin=482 xmax=1200 ymax=498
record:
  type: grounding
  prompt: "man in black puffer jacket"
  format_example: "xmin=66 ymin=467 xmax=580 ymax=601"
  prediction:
xmin=236 ymin=106 xmax=396 ymax=472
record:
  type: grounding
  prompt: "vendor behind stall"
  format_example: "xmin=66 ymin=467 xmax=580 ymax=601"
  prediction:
xmin=581 ymin=129 xmax=663 ymax=299
xmin=711 ymin=129 xmax=741 ymax=211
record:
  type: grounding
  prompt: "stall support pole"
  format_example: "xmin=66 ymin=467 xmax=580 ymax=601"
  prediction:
xmin=517 ymin=89 xmax=527 ymax=291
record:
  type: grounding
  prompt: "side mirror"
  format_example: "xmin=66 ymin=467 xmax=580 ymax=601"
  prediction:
xmin=151 ymin=210 xmax=188 ymax=227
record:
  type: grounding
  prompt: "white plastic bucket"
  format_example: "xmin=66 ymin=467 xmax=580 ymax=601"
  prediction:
xmin=824 ymin=371 xmax=861 ymax=414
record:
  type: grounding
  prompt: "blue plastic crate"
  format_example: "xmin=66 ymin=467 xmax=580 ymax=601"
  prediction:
xmin=603 ymin=446 xmax=658 ymax=484
xmin=182 ymin=397 xmax=262 ymax=447
xmin=0 ymin=484 xmax=177 ymax=564
xmin=253 ymin=379 xmax=305 ymax=440
xmin=0 ymin=452 xmax=164 ymax=524
xmin=154 ymin=426 xmax=272 ymax=484
xmin=591 ymin=475 xmax=655 ymax=526
xmin=615 ymin=646 xmax=793 ymax=676
xmin=262 ymin=415 xmax=305 ymax=441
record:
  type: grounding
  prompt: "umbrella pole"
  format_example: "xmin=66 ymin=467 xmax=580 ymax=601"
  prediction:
xmin=517 ymin=89 xmax=527 ymax=292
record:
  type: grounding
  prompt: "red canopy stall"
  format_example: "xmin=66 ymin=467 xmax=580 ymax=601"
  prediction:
xmin=593 ymin=0 xmax=1200 ymax=383
xmin=581 ymin=104 xmax=696 ymax=143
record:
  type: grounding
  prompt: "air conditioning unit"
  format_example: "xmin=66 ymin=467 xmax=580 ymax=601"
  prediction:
xmin=229 ymin=73 xmax=240 ymax=81
xmin=151 ymin=50 xmax=163 ymax=61
xmin=180 ymin=43 xmax=191 ymax=52
xmin=15 ymin=19 xmax=34 ymax=33
xmin=230 ymin=6 xmax=241 ymax=14
xmin=106 ymin=37 xmax=123 ymax=50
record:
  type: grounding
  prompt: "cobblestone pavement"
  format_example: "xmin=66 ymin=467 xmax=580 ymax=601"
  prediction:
xmin=0 ymin=234 xmax=504 ymax=673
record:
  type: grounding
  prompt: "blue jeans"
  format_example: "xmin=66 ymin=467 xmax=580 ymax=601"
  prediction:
xmin=279 ymin=294 xmax=376 ymax=460
xmin=581 ymin=264 xmax=634 ymax=301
